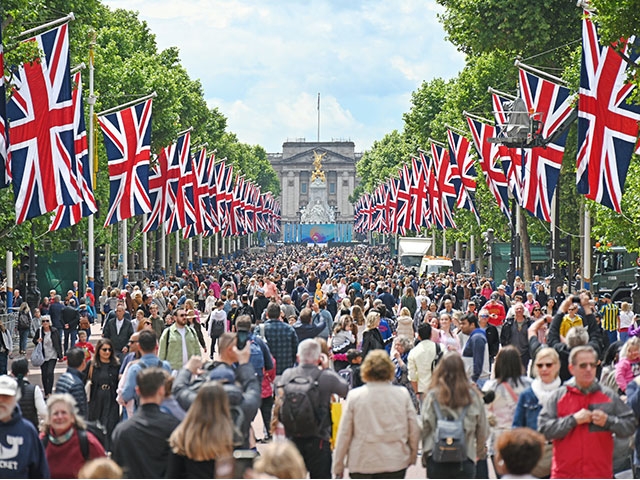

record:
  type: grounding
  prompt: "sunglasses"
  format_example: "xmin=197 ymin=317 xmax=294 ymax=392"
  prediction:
xmin=128 ymin=340 xmax=138 ymax=344
xmin=533 ymin=308 xmax=541 ymax=311
xmin=536 ymin=362 xmax=553 ymax=369
xmin=42 ymin=319 xmax=50 ymax=323
xmin=145 ymin=321 xmax=152 ymax=325
xmin=177 ymin=314 xmax=187 ymax=318
xmin=101 ymin=348 xmax=112 ymax=352
xmin=577 ymin=362 xmax=597 ymax=369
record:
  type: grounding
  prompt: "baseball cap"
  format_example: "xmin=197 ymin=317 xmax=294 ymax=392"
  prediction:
xmin=497 ymin=285 xmax=505 ymax=290
xmin=0 ymin=375 xmax=18 ymax=396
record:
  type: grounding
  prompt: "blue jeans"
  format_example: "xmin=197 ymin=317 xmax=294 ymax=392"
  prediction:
xmin=607 ymin=330 xmax=619 ymax=344
xmin=0 ymin=352 xmax=7 ymax=375
xmin=64 ymin=328 xmax=77 ymax=354
xmin=620 ymin=330 xmax=630 ymax=344
xmin=19 ymin=329 xmax=29 ymax=353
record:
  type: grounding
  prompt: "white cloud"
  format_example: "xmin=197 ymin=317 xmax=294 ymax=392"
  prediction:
xmin=103 ymin=0 xmax=465 ymax=152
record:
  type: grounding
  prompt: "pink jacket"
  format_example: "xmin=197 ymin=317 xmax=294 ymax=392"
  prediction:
xmin=615 ymin=357 xmax=639 ymax=392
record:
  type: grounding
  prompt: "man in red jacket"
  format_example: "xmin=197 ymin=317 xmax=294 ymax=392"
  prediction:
xmin=538 ymin=345 xmax=635 ymax=479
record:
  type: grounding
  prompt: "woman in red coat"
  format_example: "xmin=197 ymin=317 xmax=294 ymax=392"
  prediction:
xmin=41 ymin=394 xmax=106 ymax=478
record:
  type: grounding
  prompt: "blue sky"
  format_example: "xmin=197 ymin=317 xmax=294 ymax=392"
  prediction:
xmin=103 ymin=0 xmax=466 ymax=153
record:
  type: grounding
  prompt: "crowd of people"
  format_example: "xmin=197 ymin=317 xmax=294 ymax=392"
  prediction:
xmin=1 ymin=244 xmax=640 ymax=478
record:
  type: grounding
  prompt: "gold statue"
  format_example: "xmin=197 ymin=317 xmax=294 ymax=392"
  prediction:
xmin=311 ymin=150 xmax=326 ymax=182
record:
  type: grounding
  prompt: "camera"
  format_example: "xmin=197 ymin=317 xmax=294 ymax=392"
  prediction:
xmin=572 ymin=295 xmax=581 ymax=303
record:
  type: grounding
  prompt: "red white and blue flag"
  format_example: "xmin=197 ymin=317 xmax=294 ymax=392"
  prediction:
xmin=394 ymin=165 xmax=412 ymax=235
xmin=467 ymin=116 xmax=511 ymax=222
xmin=184 ymin=148 xmax=214 ymax=238
xmin=576 ymin=12 xmax=640 ymax=213
xmin=518 ymin=69 xmax=574 ymax=222
xmin=164 ymin=131 xmax=190 ymax=234
xmin=409 ymin=156 xmax=429 ymax=231
xmin=98 ymin=98 xmax=153 ymax=226
xmin=0 ymin=22 xmax=9 ymax=189
xmin=217 ymin=161 xmax=234 ymax=236
xmin=431 ymin=142 xmax=457 ymax=229
xmin=447 ymin=129 xmax=479 ymax=223
xmin=420 ymin=151 xmax=440 ymax=228
xmin=142 ymin=152 xmax=165 ymax=232
xmin=204 ymin=153 xmax=220 ymax=235
xmin=50 ymin=72 xmax=97 ymax=231
xmin=7 ymin=23 xmax=80 ymax=224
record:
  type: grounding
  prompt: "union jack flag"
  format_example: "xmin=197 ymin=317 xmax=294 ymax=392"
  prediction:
xmin=184 ymin=148 xmax=214 ymax=238
xmin=386 ymin=177 xmax=399 ymax=235
xmin=518 ymin=69 xmax=575 ymax=222
xmin=354 ymin=193 xmax=373 ymax=233
xmin=216 ymin=161 xmax=234 ymax=235
xmin=394 ymin=165 xmax=412 ymax=235
xmin=431 ymin=142 xmax=457 ymax=229
xmin=204 ymin=152 xmax=220 ymax=235
xmin=576 ymin=12 xmax=640 ymax=213
xmin=50 ymin=72 xmax=98 ymax=231
xmin=447 ymin=129 xmax=479 ymax=223
xmin=142 ymin=152 xmax=165 ymax=232
xmin=7 ymin=23 xmax=80 ymax=224
xmin=409 ymin=156 xmax=429 ymax=231
xmin=420 ymin=151 xmax=440 ymax=228
xmin=164 ymin=131 xmax=190 ymax=234
xmin=271 ymin=200 xmax=281 ymax=233
xmin=175 ymin=151 xmax=197 ymax=231
xmin=98 ymin=98 xmax=153 ymax=226
xmin=0 ymin=22 xmax=9 ymax=188
xmin=466 ymin=116 xmax=511 ymax=222
xmin=492 ymin=93 xmax=524 ymax=204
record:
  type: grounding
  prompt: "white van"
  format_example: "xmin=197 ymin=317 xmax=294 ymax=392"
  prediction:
xmin=419 ymin=256 xmax=453 ymax=276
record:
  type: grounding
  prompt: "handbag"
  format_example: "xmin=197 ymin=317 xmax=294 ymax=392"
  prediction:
xmin=31 ymin=341 xmax=45 ymax=367
xmin=85 ymin=364 xmax=94 ymax=403
xmin=330 ymin=395 xmax=343 ymax=450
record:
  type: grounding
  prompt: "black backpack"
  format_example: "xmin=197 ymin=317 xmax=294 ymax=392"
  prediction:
xmin=432 ymin=343 xmax=443 ymax=372
xmin=42 ymin=421 xmax=107 ymax=458
xmin=279 ymin=368 xmax=323 ymax=438
xmin=432 ymin=398 xmax=469 ymax=463
xmin=18 ymin=311 xmax=31 ymax=330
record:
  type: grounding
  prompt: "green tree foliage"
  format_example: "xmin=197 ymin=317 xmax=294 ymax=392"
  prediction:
xmin=0 ymin=0 xmax=279 ymax=257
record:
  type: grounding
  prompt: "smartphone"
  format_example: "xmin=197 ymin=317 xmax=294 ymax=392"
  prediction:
xmin=233 ymin=449 xmax=259 ymax=478
xmin=237 ymin=331 xmax=249 ymax=350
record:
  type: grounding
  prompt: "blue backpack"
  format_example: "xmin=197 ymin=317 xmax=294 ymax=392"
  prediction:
xmin=248 ymin=336 xmax=265 ymax=378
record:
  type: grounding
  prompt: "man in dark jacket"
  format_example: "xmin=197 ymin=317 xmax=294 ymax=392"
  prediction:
xmin=54 ymin=348 xmax=88 ymax=417
xmin=294 ymin=308 xmax=326 ymax=342
xmin=500 ymin=302 xmax=533 ymax=369
xmin=111 ymin=367 xmax=180 ymax=478
xmin=61 ymin=304 xmax=80 ymax=354
xmin=103 ymin=304 xmax=134 ymax=360
xmin=48 ymin=295 xmax=65 ymax=343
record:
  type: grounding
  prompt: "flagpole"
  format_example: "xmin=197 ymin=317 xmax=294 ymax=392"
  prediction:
xmin=160 ymin=230 xmax=166 ymax=277
xmin=142 ymin=213 xmax=148 ymax=272
xmin=444 ymin=124 xmax=468 ymax=136
xmin=462 ymin=111 xmax=494 ymax=125
xmin=17 ymin=12 xmax=75 ymax=39
xmin=188 ymin=237 xmax=193 ymax=271
xmin=96 ymin=91 xmax=157 ymax=117
xmin=487 ymin=87 xmax=517 ymax=101
xmin=122 ymin=219 xmax=128 ymax=287
xmin=514 ymin=60 xmax=569 ymax=86
xmin=428 ymin=138 xmax=446 ymax=148
xmin=175 ymin=231 xmax=180 ymax=275
xmin=87 ymin=32 xmax=96 ymax=293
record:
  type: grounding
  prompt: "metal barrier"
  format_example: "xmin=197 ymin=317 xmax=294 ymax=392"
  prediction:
xmin=0 ymin=312 xmax=19 ymax=352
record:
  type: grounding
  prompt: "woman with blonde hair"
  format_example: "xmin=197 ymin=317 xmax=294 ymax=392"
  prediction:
xmin=615 ymin=335 xmax=640 ymax=393
xmin=168 ymin=381 xmax=234 ymax=478
xmin=351 ymin=304 xmax=365 ymax=346
xmin=512 ymin=347 xmax=560 ymax=478
xmin=333 ymin=350 xmax=420 ymax=478
xmin=620 ymin=301 xmax=634 ymax=343
xmin=252 ymin=440 xmax=307 ymax=479
xmin=422 ymin=352 xmax=488 ymax=478
xmin=396 ymin=307 xmax=414 ymax=339
xmin=361 ymin=311 xmax=393 ymax=359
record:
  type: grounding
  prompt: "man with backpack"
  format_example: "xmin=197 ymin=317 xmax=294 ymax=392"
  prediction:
xmin=158 ymin=308 xmax=201 ymax=371
xmin=235 ymin=315 xmax=273 ymax=387
xmin=54 ymin=348 xmax=88 ymax=417
xmin=291 ymin=279 xmax=309 ymax=312
xmin=408 ymin=323 xmax=441 ymax=403
xmin=278 ymin=339 xmax=349 ymax=478
xmin=120 ymin=330 xmax=172 ymax=414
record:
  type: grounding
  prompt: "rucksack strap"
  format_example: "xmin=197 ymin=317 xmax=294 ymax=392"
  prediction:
xmin=432 ymin=397 xmax=469 ymax=421
xmin=43 ymin=429 xmax=90 ymax=461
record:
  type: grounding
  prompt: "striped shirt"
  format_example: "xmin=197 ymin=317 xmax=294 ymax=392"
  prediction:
xmin=600 ymin=303 xmax=619 ymax=332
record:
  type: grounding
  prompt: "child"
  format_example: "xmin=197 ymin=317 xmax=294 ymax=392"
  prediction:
xmin=338 ymin=349 xmax=363 ymax=389
xmin=75 ymin=330 xmax=95 ymax=365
